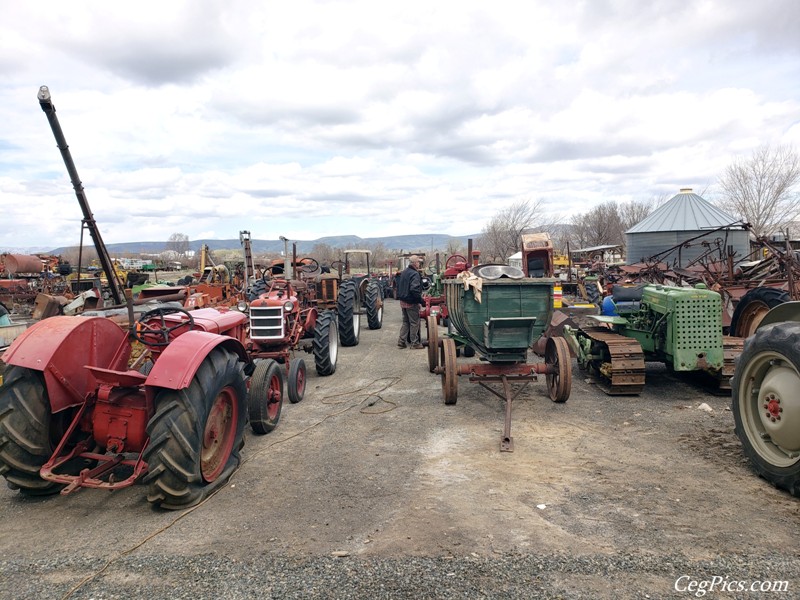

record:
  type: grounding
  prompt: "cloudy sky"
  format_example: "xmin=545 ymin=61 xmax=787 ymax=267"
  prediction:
xmin=1 ymin=0 xmax=798 ymax=251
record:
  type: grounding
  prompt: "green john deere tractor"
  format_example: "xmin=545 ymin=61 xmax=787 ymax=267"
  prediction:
xmin=563 ymin=283 xmax=742 ymax=395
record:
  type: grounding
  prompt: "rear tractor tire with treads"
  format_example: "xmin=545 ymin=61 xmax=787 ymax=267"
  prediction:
xmin=0 ymin=366 xmax=66 ymax=495
xmin=143 ymin=348 xmax=247 ymax=510
xmin=337 ymin=279 xmax=361 ymax=347
xmin=730 ymin=287 xmax=790 ymax=338
xmin=365 ymin=280 xmax=383 ymax=329
xmin=313 ymin=310 xmax=339 ymax=376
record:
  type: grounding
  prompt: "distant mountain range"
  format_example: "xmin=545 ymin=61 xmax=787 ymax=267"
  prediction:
xmin=5 ymin=233 xmax=480 ymax=256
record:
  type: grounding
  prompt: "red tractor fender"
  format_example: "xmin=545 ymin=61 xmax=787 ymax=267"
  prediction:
xmin=145 ymin=330 xmax=249 ymax=391
xmin=303 ymin=306 xmax=319 ymax=336
xmin=1 ymin=316 xmax=130 ymax=413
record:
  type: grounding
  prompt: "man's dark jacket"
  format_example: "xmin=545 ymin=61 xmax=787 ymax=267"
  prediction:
xmin=396 ymin=265 xmax=423 ymax=305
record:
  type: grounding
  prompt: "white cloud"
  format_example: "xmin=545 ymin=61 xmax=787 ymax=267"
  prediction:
xmin=0 ymin=0 xmax=798 ymax=251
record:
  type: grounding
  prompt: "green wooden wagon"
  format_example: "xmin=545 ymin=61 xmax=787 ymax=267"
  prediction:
xmin=427 ymin=267 xmax=572 ymax=451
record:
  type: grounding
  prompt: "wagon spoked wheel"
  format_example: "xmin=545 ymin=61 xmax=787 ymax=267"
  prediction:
xmin=427 ymin=315 xmax=439 ymax=373
xmin=248 ymin=359 xmax=285 ymax=434
xmin=546 ymin=336 xmax=572 ymax=403
xmin=440 ymin=338 xmax=458 ymax=405
xmin=144 ymin=348 xmax=247 ymax=509
xmin=288 ymin=358 xmax=306 ymax=403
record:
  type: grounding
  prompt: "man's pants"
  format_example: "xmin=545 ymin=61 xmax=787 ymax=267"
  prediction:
xmin=399 ymin=305 xmax=421 ymax=345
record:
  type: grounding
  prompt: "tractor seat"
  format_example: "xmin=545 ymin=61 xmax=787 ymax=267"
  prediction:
xmin=612 ymin=283 xmax=645 ymax=302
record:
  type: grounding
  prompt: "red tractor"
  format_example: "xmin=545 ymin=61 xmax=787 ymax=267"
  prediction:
xmin=420 ymin=253 xmax=472 ymax=327
xmin=245 ymin=271 xmax=339 ymax=416
xmin=0 ymin=306 xmax=284 ymax=509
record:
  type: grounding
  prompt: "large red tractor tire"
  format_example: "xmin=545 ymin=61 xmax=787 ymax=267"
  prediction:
xmin=730 ymin=287 xmax=790 ymax=338
xmin=313 ymin=309 xmax=339 ymax=376
xmin=0 ymin=366 xmax=70 ymax=495
xmin=732 ymin=321 xmax=800 ymax=497
xmin=337 ymin=279 xmax=361 ymax=347
xmin=365 ymin=280 xmax=383 ymax=330
xmin=143 ymin=348 xmax=247 ymax=510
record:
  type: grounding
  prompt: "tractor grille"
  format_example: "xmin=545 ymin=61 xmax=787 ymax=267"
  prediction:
xmin=673 ymin=296 xmax=721 ymax=348
xmin=320 ymin=279 xmax=337 ymax=302
xmin=672 ymin=296 xmax=723 ymax=369
xmin=250 ymin=305 xmax=285 ymax=340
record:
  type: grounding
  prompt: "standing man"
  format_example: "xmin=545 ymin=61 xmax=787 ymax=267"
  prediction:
xmin=396 ymin=255 xmax=424 ymax=349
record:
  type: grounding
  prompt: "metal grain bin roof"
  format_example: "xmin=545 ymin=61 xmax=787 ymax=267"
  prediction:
xmin=626 ymin=188 xmax=742 ymax=234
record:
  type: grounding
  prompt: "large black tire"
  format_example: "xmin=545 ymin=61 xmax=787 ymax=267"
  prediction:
xmin=288 ymin=358 xmax=306 ymax=404
xmin=248 ymin=359 xmax=284 ymax=434
xmin=730 ymin=287 xmax=790 ymax=338
xmin=732 ymin=322 xmax=800 ymax=497
xmin=247 ymin=279 xmax=268 ymax=302
xmin=313 ymin=310 xmax=339 ymax=376
xmin=365 ymin=280 xmax=383 ymax=330
xmin=337 ymin=279 xmax=361 ymax=347
xmin=0 ymin=366 xmax=64 ymax=495
xmin=143 ymin=348 xmax=247 ymax=509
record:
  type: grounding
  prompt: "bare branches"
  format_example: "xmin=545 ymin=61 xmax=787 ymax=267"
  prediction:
xmin=166 ymin=232 xmax=189 ymax=257
xmin=569 ymin=200 xmax=653 ymax=250
xmin=717 ymin=144 xmax=800 ymax=237
xmin=478 ymin=198 xmax=558 ymax=262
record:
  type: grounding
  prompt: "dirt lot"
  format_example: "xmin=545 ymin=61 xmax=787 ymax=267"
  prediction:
xmin=1 ymin=297 xmax=799 ymax=599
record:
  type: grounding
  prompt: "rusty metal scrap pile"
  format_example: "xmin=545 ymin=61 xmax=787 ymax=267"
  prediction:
xmin=590 ymin=227 xmax=800 ymax=308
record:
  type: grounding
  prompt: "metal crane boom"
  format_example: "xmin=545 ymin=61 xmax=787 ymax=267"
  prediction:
xmin=37 ymin=85 xmax=126 ymax=306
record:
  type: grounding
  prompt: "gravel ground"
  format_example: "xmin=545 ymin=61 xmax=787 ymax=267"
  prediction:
xmin=4 ymin=552 xmax=799 ymax=600
xmin=1 ymin=294 xmax=799 ymax=599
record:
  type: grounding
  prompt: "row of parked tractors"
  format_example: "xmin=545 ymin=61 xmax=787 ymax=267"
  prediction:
xmin=0 ymin=86 xmax=390 ymax=510
xmin=0 ymin=255 xmax=387 ymax=509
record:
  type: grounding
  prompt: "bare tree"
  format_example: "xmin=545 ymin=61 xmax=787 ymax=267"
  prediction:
xmin=308 ymin=243 xmax=337 ymax=267
xmin=570 ymin=201 xmax=624 ymax=249
xmin=717 ymin=144 xmax=800 ymax=238
xmin=478 ymin=198 xmax=558 ymax=262
xmin=445 ymin=238 xmax=464 ymax=258
xmin=166 ymin=232 xmax=190 ymax=257
xmin=619 ymin=200 xmax=653 ymax=233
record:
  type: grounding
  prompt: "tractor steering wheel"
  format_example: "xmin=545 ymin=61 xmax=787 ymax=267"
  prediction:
xmin=445 ymin=254 xmax=467 ymax=269
xmin=262 ymin=264 xmax=284 ymax=283
xmin=298 ymin=257 xmax=321 ymax=274
xmin=134 ymin=306 xmax=195 ymax=347
xmin=425 ymin=260 xmax=438 ymax=275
